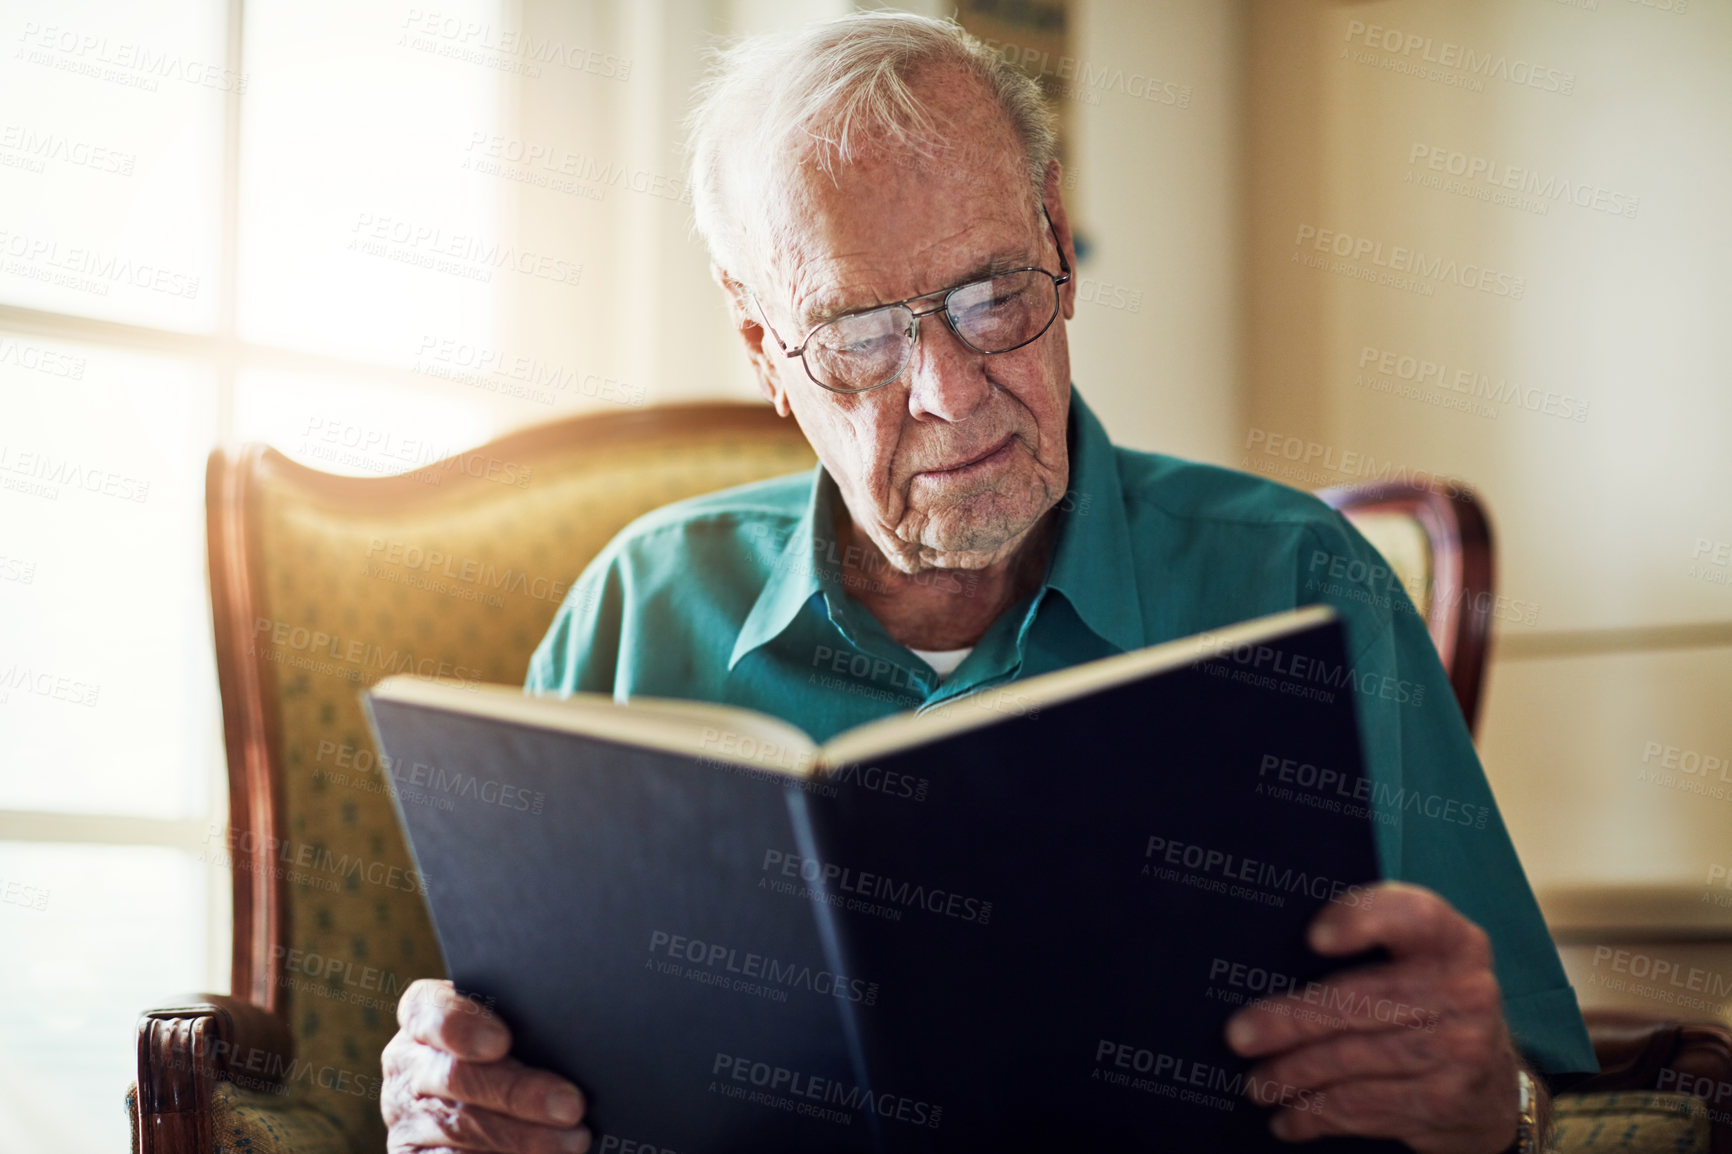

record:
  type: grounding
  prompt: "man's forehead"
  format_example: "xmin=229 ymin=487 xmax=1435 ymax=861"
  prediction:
xmin=769 ymin=167 xmax=1041 ymax=327
xmin=790 ymin=241 xmax=1036 ymax=325
xmin=751 ymin=60 xmax=1041 ymax=326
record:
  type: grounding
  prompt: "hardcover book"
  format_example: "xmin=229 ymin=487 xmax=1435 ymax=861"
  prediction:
xmin=365 ymin=604 xmax=1397 ymax=1152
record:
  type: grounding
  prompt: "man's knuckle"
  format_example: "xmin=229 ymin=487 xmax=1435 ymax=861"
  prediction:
xmin=1415 ymin=894 xmax=1452 ymax=939
xmin=1437 ymin=1063 xmax=1478 ymax=1108
xmin=1301 ymin=1093 xmax=1351 ymax=1134
xmin=1285 ymin=1048 xmax=1332 ymax=1086
xmin=1323 ymin=1081 xmax=1393 ymax=1131
xmin=1344 ymin=1030 xmax=1388 ymax=1070
xmin=1440 ymin=1019 xmax=1496 ymax=1066
xmin=422 ymin=1099 xmax=467 ymax=1141
xmin=1280 ymin=1107 xmax=1325 ymax=1140
xmin=1459 ymin=920 xmax=1493 ymax=964
xmin=381 ymin=1033 xmax=410 ymax=1074
xmin=384 ymin=1126 xmax=424 ymax=1154
xmin=397 ymin=993 xmax=421 ymax=1035
xmin=382 ymin=1064 xmax=415 ymax=1104
xmin=1468 ymin=1016 xmax=1503 ymax=1056
xmin=412 ymin=998 xmax=450 ymax=1047
xmin=1455 ymin=968 xmax=1502 ymax=1017
xmin=1256 ymin=1054 xmax=1301 ymax=1092
xmin=423 ymin=1049 xmax=463 ymax=1100
xmin=380 ymin=1081 xmax=406 ymax=1129
xmin=398 ymin=978 xmax=443 ymax=1027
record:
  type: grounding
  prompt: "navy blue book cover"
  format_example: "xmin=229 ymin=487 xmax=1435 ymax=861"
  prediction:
xmin=366 ymin=607 xmax=1399 ymax=1153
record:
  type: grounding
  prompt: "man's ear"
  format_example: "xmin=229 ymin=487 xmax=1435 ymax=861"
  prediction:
xmin=1041 ymin=161 xmax=1078 ymax=322
xmin=712 ymin=262 xmax=791 ymax=418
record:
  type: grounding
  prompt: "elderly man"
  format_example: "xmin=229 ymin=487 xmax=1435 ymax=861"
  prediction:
xmin=381 ymin=12 xmax=1593 ymax=1153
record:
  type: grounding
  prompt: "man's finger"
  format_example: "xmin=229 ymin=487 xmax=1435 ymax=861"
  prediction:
xmin=1307 ymin=882 xmax=1492 ymax=969
xmin=398 ymin=978 xmax=511 ymax=1061
xmin=1248 ymin=1025 xmax=1438 ymax=1093
xmin=412 ymin=1049 xmax=586 ymax=1127
xmin=1267 ymin=1075 xmax=1424 ymax=1145
xmin=1225 ymin=963 xmax=1455 ymax=1056
xmin=392 ymin=1097 xmax=591 ymax=1153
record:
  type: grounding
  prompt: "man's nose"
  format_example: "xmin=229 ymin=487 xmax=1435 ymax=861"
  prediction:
xmin=904 ymin=313 xmax=990 ymax=423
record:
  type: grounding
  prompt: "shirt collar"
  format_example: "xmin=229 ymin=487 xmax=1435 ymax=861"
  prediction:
xmin=1041 ymin=386 xmax=1146 ymax=656
xmin=727 ymin=385 xmax=1145 ymax=670
xmin=728 ymin=464 xmax=828 ymax=671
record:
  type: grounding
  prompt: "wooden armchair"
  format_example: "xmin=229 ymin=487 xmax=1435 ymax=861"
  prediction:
xmin=1318 ymin=480 xmax=1494 ymax=735
xmin=129 ymin=424 xmax=1729 ymax=1153
xmin=129 ymin=403 xmax=814 ymax=1153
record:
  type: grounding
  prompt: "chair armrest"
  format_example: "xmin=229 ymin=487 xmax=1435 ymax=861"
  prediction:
xmin=1568 ymin=1009 xmax=1732 ymax=1154
xmin=135 ymin=994 xmax=294 ymax=1154
xmin=1577 ymin=1009 xmax=1732 ymax=1091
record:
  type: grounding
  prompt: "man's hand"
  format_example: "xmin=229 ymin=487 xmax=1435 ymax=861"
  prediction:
xmin=1225 ymin=882 xmax=1533 ymax=1154
xmin=383 ymin=978 xmax=591 ymax=1153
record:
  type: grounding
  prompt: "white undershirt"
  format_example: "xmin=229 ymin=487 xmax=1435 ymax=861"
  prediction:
xmin=910 ymin=645 xmax=974 ymax=680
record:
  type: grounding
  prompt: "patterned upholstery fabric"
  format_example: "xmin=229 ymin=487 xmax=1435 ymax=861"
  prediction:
xmin=207 ymin=1081 xmax=354 ymax=1154
xmin=229 ymin=415 xmax=813 ymax=1150
xmin=1552 ymin=1090 xmax=1711 ymax=1153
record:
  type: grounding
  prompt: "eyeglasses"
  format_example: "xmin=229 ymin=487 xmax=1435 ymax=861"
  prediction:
xmin=751 ymin=207 xmax=1073 ymax=395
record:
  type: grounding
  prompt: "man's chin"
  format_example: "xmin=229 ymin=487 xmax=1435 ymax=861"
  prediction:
xmin=906 ymin=540 xmax=1026 ymax=572
xmin=896 ymin=499 xmax=1046 ymax=571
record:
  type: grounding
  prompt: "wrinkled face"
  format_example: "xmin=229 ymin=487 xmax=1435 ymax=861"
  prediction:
xmin=739 ymin=67 xmax=1076 ymax=575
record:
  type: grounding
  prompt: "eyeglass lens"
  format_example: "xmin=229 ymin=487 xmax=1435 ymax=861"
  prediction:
xmin=804 ymin=270 xmax=1058 ymax=393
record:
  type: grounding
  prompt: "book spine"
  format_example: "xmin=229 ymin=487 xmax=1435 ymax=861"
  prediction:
xmin=784 ymin=784 xmax=885 ymax=1153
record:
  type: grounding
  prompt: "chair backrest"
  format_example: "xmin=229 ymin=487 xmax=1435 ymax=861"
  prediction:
xmin=207 ymin=403 xmax=814 ymax=1146
xmin=1317 ymin=482 xmax=1495 ymax=734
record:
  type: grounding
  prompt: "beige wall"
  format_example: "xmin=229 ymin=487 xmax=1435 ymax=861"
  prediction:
xmin=492 ymin=0 xmax=1249 ymax=461
xmin=1245 ymin=0 xmax=1732 ymax=1014
xmin=1068 ymin=0 xmax=1247 ymax=461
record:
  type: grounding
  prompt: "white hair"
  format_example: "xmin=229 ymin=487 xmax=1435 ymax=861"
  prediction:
xmin=685 ymin=10 xmax=1058 ymax=289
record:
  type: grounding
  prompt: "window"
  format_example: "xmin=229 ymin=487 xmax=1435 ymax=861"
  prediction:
xmin=0 ymin=0 xmax=507 ymax=1149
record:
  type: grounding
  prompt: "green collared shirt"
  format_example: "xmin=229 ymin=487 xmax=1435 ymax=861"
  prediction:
xmin=527 ymin=388 xmax=1596 ymax=1076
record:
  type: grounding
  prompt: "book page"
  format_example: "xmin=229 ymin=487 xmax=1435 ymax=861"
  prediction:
xmin=816 ymin=604 xmax=1336 ymax=770
xmin=366 ymin=679 xmax=821 ymax=776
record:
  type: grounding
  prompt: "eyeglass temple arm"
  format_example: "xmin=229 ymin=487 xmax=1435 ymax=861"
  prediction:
xmin=745 ymin=288 xmax=804 ymax=358
xmin=1044 ymin=204 xmax=1073 ymax=285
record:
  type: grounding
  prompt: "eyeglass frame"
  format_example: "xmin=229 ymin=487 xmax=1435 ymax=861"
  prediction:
xmin=749 ymin=205 xmax=1074 ymax=396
